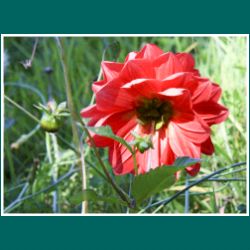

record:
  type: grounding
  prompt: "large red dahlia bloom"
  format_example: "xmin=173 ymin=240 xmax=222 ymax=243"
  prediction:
xmin=81 ymin=44 xmax=229 ymax=176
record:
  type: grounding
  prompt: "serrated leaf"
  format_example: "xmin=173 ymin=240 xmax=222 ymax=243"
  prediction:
xmin=87 ymin=126 xmax=133 ymax=153
xmin=131 ymin=157 xmax=201 ymax=205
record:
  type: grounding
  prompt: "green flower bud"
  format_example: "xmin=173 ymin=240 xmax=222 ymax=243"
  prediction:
xmin=131 ymin=131 xmax=154 ymax=153
xmin=35 ymin=100 xmax=69 ymax=133
xmin=40 ymin=113 xmax=60 ymax=133
xmin=137 ymin=141 xmax=152 ymax=153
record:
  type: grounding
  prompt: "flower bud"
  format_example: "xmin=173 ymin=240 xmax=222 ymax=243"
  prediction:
xmin=40 ymin=113 xmax=60 ymax=133
xmin=131 ymin=131 xmax=154 ymax=153
xmin=35 ymin=100 xmax=69 ymax=133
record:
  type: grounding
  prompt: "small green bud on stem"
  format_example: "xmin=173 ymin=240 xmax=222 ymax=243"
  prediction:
xmin=35 ymin=100 xmax=70 ymax=133
xmin=130 ymin=131 xmax=154 ymax=153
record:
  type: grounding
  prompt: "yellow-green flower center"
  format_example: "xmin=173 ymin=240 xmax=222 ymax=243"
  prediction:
xmin=136 ymin=98 xmax=173 ymax=130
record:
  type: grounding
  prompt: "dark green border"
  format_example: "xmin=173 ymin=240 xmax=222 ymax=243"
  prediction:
xmin=0 ymin=216 xmax=249 ymax=249
xmin=0 ymin=0 xmax=249 ymax=34
xmin=1 ymin=1 xmax=249 ymax=249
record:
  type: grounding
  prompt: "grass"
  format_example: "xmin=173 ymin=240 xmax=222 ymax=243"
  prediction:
xmin=3 ymin=36 xmax=247 ymax=214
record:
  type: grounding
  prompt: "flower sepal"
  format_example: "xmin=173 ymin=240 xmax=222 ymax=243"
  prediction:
xmin=130 ymin=131 xmax=154 ymax=153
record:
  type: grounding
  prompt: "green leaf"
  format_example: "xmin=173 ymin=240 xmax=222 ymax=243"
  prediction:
xmin=34 ymin=103 xmax=49 ymax=112
xmin=87 ymin=126 xmax=133 ymax=153
xmin=173 ymin=156 xmax=201 ymax=167
xmin=57 ymin=101 xmax=67 ymax=111
xmin=131 ymin=157 xmax=201 ymax=206
xmin=70 ymin=189 xmax=126 ymax=206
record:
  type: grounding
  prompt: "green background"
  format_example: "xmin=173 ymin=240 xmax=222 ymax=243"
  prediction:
xmin=0 ymin=0 xmax=249 ymax=249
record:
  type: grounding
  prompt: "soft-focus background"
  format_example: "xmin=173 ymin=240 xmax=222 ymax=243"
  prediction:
xmin=3 ymin=36 xmax=247 ymax=213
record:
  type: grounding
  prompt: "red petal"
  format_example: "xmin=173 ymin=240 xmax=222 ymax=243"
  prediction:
xmin=120 ymin=59 xmax=155 ymax=82
xmin=160 ymin=72 xmax=198 ymax=94
xmin=101 ymin=61 xmax=124 ymax=81
xmin=110 ymin=131 xmax=135 ymax=175
xmin=187 ymin=163 xmax=201 ymax=176
xmin=136 ymin=138 xmax=174 ymax=174
xmin=176 ymin=53 xmax=200 ymax=75
xmin=159 ymin=129 xmax=175 ymax=165
xmin=157 ymin=88 xmax=193 ymax=113
xmin=89 ymin=112 xmax=136 ymax=147
xmin=192 ymin=79 xmax=222 ymax=105
xmin=140 ymin=131 xmax=161 ymax=172
xmin=115 ymin=115 xmax=138 ymax=138
xmin=171 ymin=114 xmax=210 ymax=144
xmin=168 ymin=121 xmax=201 ymax=176
xmin=201 ymin=137 xmax=215 ymax=155
xmin=150 ymin=132 xmax=161 ymax=169
xmin=210 ymin=83 xmax=222 ymax=102
xmin=95 ymin=78 xmax=135 ymax=112
xmin=110 ymin=144 xmax=135 ymax=175
xmin=136 ymin=44 xmax=163 ymax=60
xmin=194 ymin=101 xmax=229 ymax=125
xmin=122 ymin=78 xmax=161 ymax=99
xmin=135 ymin=135 xmax=159 ymax=174
xmin=192 ymin=78 xmax=212 ymax=104
xmin=80 ymin=104 xmax=97 ymax=118
xmin=125 ymin=52 xmax=138 ymax=62
xmin=154 ymin=52 xmax=183 ymax=80
xmin=81 ymin=105 xmax=110 ymax=128
xmin=111 ymin=125 xmax=162 ymax=175
xmin=136 ymin=150 xmax=152 ymax=174
xmin=92 ymin=80 xmax=106 ymax=93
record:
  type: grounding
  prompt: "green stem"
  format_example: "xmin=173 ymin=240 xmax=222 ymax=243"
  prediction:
xmin=51 ymin=133 xmax=60 ymax=213
xmin=55 ymin=38 xmax=80 ymax=153
xmin=11 ymin=124 xmax=40 ymax=150
xmin=45 ymin=133 xmax=52 ymax=163
xmin=46 ymin=133 xmax=59 ymax=213
xmin=55 ymin=37 xmax=88 ymax=214
xmin=78 ymin=117 xmax=133 ymax=208
xmin=132 ymin=146 xmax=138 ymax=175
xmin=5 ymin=95 xmax=40 ymax=123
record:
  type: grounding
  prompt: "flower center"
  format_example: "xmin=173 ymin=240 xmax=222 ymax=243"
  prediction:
xmin=136 ymin=98 xmax=173 ymax=130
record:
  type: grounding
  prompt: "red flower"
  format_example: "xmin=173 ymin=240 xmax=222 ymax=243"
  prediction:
xmin=81 ymin=44 xmax=229 ymax=176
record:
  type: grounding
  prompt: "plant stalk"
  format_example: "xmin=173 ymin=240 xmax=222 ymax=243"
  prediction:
xmin=78 ymin=117 xmax=133 ymax=208
xmin=4 ymin=95 xmax=40 ymax=123
xmin=55 ymin=37 xmax=88 ymax=214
